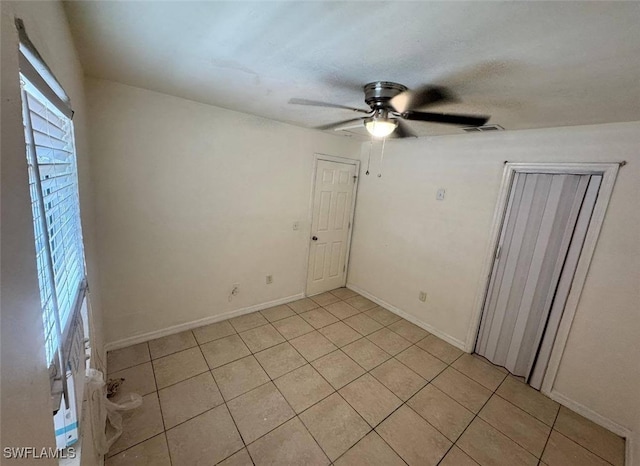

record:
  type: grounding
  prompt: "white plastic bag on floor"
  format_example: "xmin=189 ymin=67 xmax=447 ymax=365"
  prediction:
xmin=86 ymin=368 xmax=142 ymax=455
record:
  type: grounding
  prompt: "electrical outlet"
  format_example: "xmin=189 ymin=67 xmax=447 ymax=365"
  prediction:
xmin=266 ymin=275 xmax=273 ymax=285
xmin=436 ymin=189 xmax=446 ymax=201
xmin=419 ymin=291 xmax=427 ymax=302
xmin=292 ymin=221 xmax=300 ymax=231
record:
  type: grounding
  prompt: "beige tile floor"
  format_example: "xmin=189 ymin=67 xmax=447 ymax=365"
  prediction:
xmin=105 ymin=289 xmax=626 ymax=466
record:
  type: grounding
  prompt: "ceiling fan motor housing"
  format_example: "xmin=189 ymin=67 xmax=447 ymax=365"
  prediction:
xmin=364 ymin=81 xmax=407 ymax=110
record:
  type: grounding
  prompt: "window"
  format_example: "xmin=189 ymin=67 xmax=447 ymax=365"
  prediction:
xmin=17 ymin=17 xmax=87 ymax=450
xmin=21 ymin=77 xmax=85 ymax=364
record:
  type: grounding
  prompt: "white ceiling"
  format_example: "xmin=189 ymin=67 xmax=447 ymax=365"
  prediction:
xmin=64 ymin=1 xmax=640 ymax=137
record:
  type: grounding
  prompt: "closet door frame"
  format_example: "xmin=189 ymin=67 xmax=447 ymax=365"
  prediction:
xmin=467 ymin=162 xmax=620 ymax=395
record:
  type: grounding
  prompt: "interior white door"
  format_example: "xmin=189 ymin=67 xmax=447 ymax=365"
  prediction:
xmin=306 ymin=160 xmax=357 ymax=296
xmin=476 ymin=173 xmax=601 ymax=382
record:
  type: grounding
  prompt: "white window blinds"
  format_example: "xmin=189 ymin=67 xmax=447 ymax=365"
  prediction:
xmin=21 ymin=77 xmax=86 ymax=365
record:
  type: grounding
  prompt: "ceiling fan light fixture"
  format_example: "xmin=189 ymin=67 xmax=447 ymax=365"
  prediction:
xmin=364 ymin=118 xmax=397 ymax=138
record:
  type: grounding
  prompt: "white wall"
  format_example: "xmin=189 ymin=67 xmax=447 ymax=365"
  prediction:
xmin=86 ymin=79 xmax=359 ymax=346
xmin=1 ymin=1 xmax=103 ymax=463
xmin=348 ymin=121 xmax=640 ymax=450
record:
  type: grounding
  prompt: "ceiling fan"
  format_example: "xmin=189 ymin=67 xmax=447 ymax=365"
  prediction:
xmin=289 ymin=81 xmax=490 ymax=138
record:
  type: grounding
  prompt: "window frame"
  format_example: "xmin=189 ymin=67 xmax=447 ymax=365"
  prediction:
xmin=17 ymin=17 xmax=87 ymax=418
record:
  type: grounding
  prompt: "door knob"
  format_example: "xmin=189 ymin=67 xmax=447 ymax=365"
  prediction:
xmin=312 ymin=236 xmax=318 ymax=241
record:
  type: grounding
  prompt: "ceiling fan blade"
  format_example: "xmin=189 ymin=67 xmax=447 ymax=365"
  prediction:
xmin=390 ymin=119 xmax=417 ymax=138
xmin=316 ymin=117 xmax=365 ymax=131
xmin=289 ymin=98 xmax=370 ymax=114
xmin=402 ymin=111 xmax=489 ymax=127
xmin=390 ymin=85 xmax=457 ymax=113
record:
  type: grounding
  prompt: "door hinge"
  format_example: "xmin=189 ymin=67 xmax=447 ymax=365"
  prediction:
xmin=348 ymin=221 xmax=351 ymax=229
xmin=495 ymin=245 xmax=502 ymax=260
xmin=343 ymin=265 xmax=346 ymax=272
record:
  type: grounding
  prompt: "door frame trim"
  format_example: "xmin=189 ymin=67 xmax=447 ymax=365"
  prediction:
xmin=304 ymin=153 xmax=360 ymax=297
xmin=467 ymin=162 xmax=620 ymax=395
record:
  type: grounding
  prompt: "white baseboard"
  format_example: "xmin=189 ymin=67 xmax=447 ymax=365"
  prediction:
xmin=104 ymin=293 xmax=305 ymax=352
xmin=549 ymin=389 xmax=633 ymax=466
xmin=346 ymin=283 xmax=467 ymax=351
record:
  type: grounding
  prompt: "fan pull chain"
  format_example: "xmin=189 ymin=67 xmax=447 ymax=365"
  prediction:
xmin=365 ymin=139 xmax=372 ymax=175
xmin=378 ymin=137 xmax=387 ymax=178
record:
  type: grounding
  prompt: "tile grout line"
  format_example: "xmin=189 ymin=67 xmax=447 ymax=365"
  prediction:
xmin=443 ymin=360 xmax=564 ymax=463
xmin=490 ymin=388 xmax=557 ymax=428
xmin=151 ymin=349 xmax=173 ymax=466
xmin=486 ymin=387 xmax=560 ymax=445
xmin=399 ymin=347 xmax=565 ymax=463
xmin=331 ymin=382 xmax=409 ymax=465
xmin=537 ymin=405 xmax=562 ymax=466
xmin=109 ymin=323 xmax=243 ymax=462
xmin=295 ymin=369 xmax=373 ymax=462
xmin=362 ymin=350 xmax=480 ymax=465
xmin=150 ymin=342 xmax=167 ymax=432
xmin=434 ymin=366 xmax=509 ymax=465
xmin=165 ymin=341 xmax=416 ymax=462
xmin=268 ymin=308 xmax=370 ymax=460
xmin=181 ymin=325 xmax=249 ymax=465
xmin=145 ymin=333 xmax=171 ymax=465
xmin=103 ymin=294 xmax=361 ymax=462
xmin=162 ymin=431 xmax=173 ymax=466
xmin=292 ymin=306 xmax=435 ymax=464
xmin=107 ymin=358 xmax=153 ymax=375
xmin=243 ymin=298 xmax=385 ymax=462
xmin=109 ymin=295 xmax=424 ymax=463
xmin=375 ymin=359 xmax=464 ymax=464
xmin=105 ymin=296 xmax=430 ymax=462
xmin=330 ymin=327 xmax=461 ymax=464
xmin=549 ymin=411 xmax=619 ymax=466
xmin=110 ymin=291 xmax=612 ymax=466
xmin=220 ymin=400 xmax=254 ymax=465
xmin=232 ymin=301 xmax=353 ymax=462
xmin=472 ymin=389 xmax=546 ymax=461
xmin=106 ymin=342 xmax=170 ymax=463
xmin=223 ymin=299 xmax=340 ymax=460
xmin=455 ymin=362 xmax=619 ymax=465
xmin=107 ymin=296 xmax=386 ymax=461
xmin=247 ymin=340 xmax=333 ymax=465
xmin=549 ymin=430 xmax=617 ymax=466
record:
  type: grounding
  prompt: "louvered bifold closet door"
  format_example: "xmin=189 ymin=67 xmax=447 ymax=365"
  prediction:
xmin=476 ymin=173 xmax=599 ymax=379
